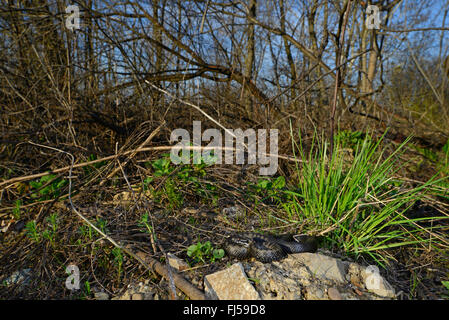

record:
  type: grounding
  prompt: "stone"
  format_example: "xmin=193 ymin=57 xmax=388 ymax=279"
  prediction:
xmin=4 ymin=269 xmax=32 ymax=287
xmin=327 ymin=287 xmax=342 ymax=300
xmin=304 ymin=286 xmax=325 ymax=300
xmin=222 ymin=206 xmax=245 ymax=219
xmin=292 ymin=253 xmax=348 ymax=283
xmin=361 ymin=266 xmax=396 ymax=298
xmin=204 ymin=262 xmax=260 ymax=300
xmin=143 ymin=292 xmax=154 ymax=300
xmin=94 ymin=292 xmax=110 ymax=300
xmin=132 ymin=293 xmax=144 ymax=300
xmin=243 ymin=253 xmax=395 ymax=300
xmin=119 ymin=291 xmax=131 ymax=300
xmin=114 ymin=251 xmax=396 ymax=301
xmin=347 ymin=263 xmax=364 ymax=287
xmin=246 ymin=262 xmax=302 ymax=300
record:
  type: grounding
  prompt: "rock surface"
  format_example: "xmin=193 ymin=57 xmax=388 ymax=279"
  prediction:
xmin=327 ymin=287 xmax=342 ymax=300
xmin=109 ymin=281 xmax=156 ymax=300
xmin=204 ymin=251 xmax=396 ymax=300
xmin=204 ymin=262 xmax=261 ymax=300
xmin=94 ymin=291 xmax=110 ymax=300
xmin=4 ymin=269 xmax=32 ymax=288
xmin=293 ymin=252 xmax=348 ymax=282
xmin=94 ymin=249 xmax=395 ymax=300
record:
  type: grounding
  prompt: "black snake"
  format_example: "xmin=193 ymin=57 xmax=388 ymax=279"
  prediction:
xmin=223 ymin=232 xmax=318 ymax=263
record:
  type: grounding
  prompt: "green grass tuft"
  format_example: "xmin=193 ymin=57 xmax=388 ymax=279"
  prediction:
xmin=282 ymin=127 xmax=446 ymax=266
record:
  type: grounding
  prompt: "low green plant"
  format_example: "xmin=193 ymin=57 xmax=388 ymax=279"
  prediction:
xmin=283 ymin=128 xmax=443 ymax=266
xmin=164 ymin=179 xmax=183 ymax=209
xmin=248 ymin=277 xmax=261 ymax=285
xmin=438 ymin=138 xmax=449 ymax=176
xmin=441 ymin=281 xmax=449 ymax=299
xmin=412 ymin=138 xmax=449 ymax=201
xmin=410 ymin=138 xmax=449 ymax=175
xmin=95 ymin=217 xmax=108 ymax=235
xmin=248 ymin=176 xmax=286 ymax=204
xmin=28 ymin=174 xmax=67 ymax=200
xmin=144 ymin=154 xmax=182 ymax=208
xmin=79 ymin=224 xmax=93 ymax=240
xmin=175 ymin=152 xmax=218 ymax=202
xmin=139 ymin=212 xmax=156 ymax=241
xmin=84 ymin=280 xmax=92 ymax=297
xmin=12 ymin=200 xmax=22 ymax=219
xmin=42 ymin=213 xmax=58 ymax=247
xmin=409 ymin=271 xmax=420 ymax=299
xmin=442 ymin=138 xmax=449 ymax=165
xmin=336 ymin=130 xmax=368 ymax=148
xmin=111 ymin=247 xmax=123 ymax=282
xmin=144 ymin=152 xmax=218 ymax=207
xmin=187 ymin=240 xmax=224 ymax=264
xmin=25 ymin=220 xmax=40 ymax=243
xmin=83 ymin=154 xmax=107 ymax=175
xmin=152 ymin=154 xmax=173 ymax=177
xmin=411 ymin=144 xmax=438 ymax=162
xmin=78 ymin=218 xmax=108 ymax=244
xmin=143 ymin=176 xmax=154 ymax=190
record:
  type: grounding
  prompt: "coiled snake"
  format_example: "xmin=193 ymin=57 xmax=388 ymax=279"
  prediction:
xmin=223 ymin=232 xmax=318 ymax=263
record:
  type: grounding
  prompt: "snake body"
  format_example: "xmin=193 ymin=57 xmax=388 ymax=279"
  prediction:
xmin=224 ymin=232 xmax=318 ymax=263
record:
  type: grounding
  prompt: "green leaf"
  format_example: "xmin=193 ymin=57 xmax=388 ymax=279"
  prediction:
xmin=442 ymin=281 xmax=449 ymax=290
xmin=144 ymin=176 xmax=154 ymax=184
xmin=40 ymin=174 xmax=55 ymax=183
xmin=39 ymin=186 xmax=51 ymax=195
xmin=213 ymin=249 xmax=225 ymax=259
xmin=29 ymin=181 xmax=41 ymax=189
xmin=257 ymin=179 xmax=270 ymax=190
xmin=273 ymin=176 xmax=286 ymax=189
xmin=56 ymin=179 xmax=67 ymax=189
xmin=187 ymin=244 xmax=198 ymax=257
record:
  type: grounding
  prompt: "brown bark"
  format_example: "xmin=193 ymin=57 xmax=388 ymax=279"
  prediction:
xmin=243 ymin=0 xmax=257 ymax=116
xmin=444 ymin=55 xmax=449 ymax=79
xmin=280 ymin=0 xmax=297 ymax=101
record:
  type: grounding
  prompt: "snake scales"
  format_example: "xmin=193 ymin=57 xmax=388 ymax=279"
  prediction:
xmin=223 ymin=232 xmax=318 ymax=263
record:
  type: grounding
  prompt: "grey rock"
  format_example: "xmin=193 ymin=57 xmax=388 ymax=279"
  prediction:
xmin=292 ymin=252 xmax=348 ymax=283
xmin=304 ymin=286 xmax=325 ymax=300
xmin=242 ymin=252 xmax=395 ymax=300
xmin=119 ymin=291 xmax=131 ymax=300
xmin=132 ymin=293 xmax=144 ymax=300
xmin=222 ymin=206 xmax=245 ymax=219
xmin=347 ymin=263 xmax=364 ymax=287
xmin=4 ymin=269 xmax=32 ymax=287
xmin=246 ymin=262 xmax=302 ymax=300
xmin=361 ymin=266 xmax=396 ymax=298
xmin=347 ymin=262 xmax=396 ymax=298
xmin=111 ymin=250 xmax=396 ymax=301
xmin=94 ymin=292 xmax=110 ymax=300
xmin=327 ymin=287 xmax=342 ymax=300
xmin=204 ymin=262 xmax=260 ymax=300
xmin=143 ymin=292 xmax=154 ymax=300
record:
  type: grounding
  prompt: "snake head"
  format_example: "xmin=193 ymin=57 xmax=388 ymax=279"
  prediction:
xmin=292 ymin=235 xmax=318 ymax=253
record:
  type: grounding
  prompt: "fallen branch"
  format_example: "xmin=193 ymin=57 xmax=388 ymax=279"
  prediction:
xmin=135 ymin=250 xmax=206 ymax=300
